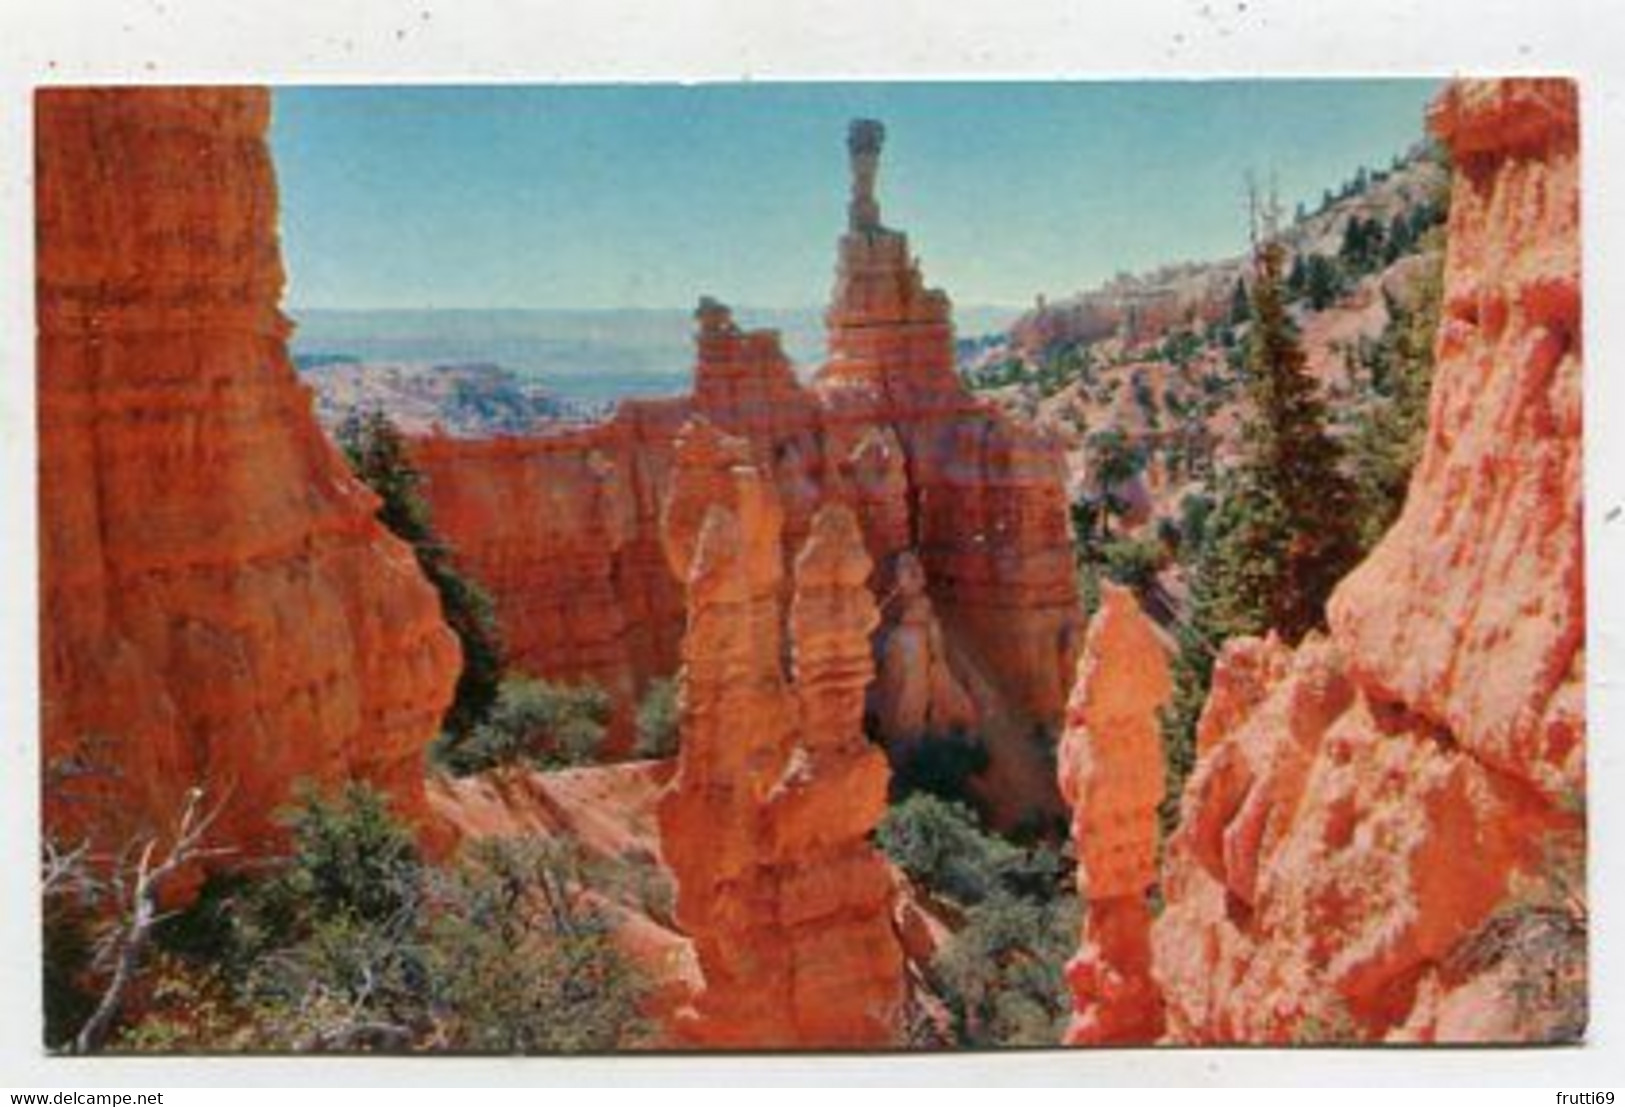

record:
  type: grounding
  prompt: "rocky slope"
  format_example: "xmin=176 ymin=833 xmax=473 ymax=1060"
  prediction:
xmin=1136 ymin=77 xmax=1583 ymax=1044
xmin=1003 ymin=150 xmax=1448 ymax=356
xmin=428 ymin=760 xmax=702 ymax=1033
xmin=411 ymin=122 xmax=1080 ymax=819
xmin=37 ymin=89 xmax=461 ymax=858
xmin=974 ymin=148 xmax=1450 ymax=534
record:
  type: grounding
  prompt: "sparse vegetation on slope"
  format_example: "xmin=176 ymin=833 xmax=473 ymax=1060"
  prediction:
xmin=54 ymin=784 xmax=650 ymax=1053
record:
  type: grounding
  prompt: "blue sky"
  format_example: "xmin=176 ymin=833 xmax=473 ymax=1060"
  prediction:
xmin=270 ymin=80 xmax=1441 ymax=311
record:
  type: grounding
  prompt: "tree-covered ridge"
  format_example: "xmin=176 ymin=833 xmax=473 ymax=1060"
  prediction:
xmin=961 ymin=147 xmax=1451 ymax=847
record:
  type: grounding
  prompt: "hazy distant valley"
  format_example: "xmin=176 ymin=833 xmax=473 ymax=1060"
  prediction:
xmin=290 ymin=304 xmax=1024 ymax=432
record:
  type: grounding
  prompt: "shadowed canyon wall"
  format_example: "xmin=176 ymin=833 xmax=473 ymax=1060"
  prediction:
xmin=1136 ymin=77 xmax=1583 ymax=1044
xmin=413 ymin=122 xmax=1080 ymax=814
xmin=38 ymin=88 xmax=461 ymax=857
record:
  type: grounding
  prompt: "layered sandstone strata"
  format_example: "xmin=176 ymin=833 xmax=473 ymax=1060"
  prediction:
xmin=820 ymin=123 xmax=1081 ymax=735
xmin=1150 ymin=78 xmax=1583 ymax=1043
xmin=37 ymin=88 xmax=460 ymax=856
xmin=1057 ymin=585 xmax=1171 ymax=1044
xmin=656 ymin=435 xmax=903 ymax=1048
xmin=411 ymin=401 xmax=689 ymax=751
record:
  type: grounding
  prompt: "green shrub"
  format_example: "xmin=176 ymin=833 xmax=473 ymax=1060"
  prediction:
xmin=876 ymin=793 xmax=1014 ymax=907
xmin=930 ymin=892 xmax=1079 ymax=1047
xmin=336 ymin=410 xmax=506 ymax=745
xmin=876 ymin=791 xmax=1071 ymax=910
xmin=447 ymin=676 xmax=612 ymax=775
xmin=1471 ymin=829 xmax=1587 ymax=1043
xmin=1099 ymin=534 xmax=1163 ymax=593
xmin=633 ymin=677 xmax=680 ymax=759
xmin=1077 ymin=559 xmax=1103 ymax=621
xmin=885 ymin=727 xmax=991 ymax=805
xmin=601 ymin=847 xmax=678 ymax=929
xmin=127 ymin=789 xmax=652 ymax=1053
xmin=42 ymin=899 xmax=98 ymax=1050
xmin=423 ymin=837 xmax=649 ymax=1052
xmin=1347 ymin=249 xmax=1443 ymax=549
xmin=151 ymin=872 xmax=255 ymax=966
xmin=272 ymin=782 xmax=424 ymax=930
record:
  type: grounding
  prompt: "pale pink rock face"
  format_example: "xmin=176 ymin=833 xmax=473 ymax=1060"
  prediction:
xmin=871 ymin=551 xmax=980 ymax=740
xmin=1329 ymin=79 xmax=1584 ymax=806
xmin=38 ymin=88 xmax=460 ymax=859
xmin=1056 ymin=585 xmax=1172 ymax=1044
xmin=1147 ymin=79 xmax=1584 ymax=1045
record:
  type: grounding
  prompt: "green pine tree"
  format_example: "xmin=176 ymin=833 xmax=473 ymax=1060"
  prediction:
xmin=1228 ymin=276 xmax=1251 ymax=326
xmin=1348 ymin=241 xmax=1445 ymax=548
xmin=1158 ymin=228 xmax=1362 ymax=836
xmin=1227 ymin=234 xmax=1362 ymax=640
xmin=337 ymin=410 xmax=506 ymax=746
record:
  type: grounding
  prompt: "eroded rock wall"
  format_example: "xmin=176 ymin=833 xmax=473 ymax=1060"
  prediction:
xmin=38 ymin=88 xmax=460 ymax=856
xmin=411 ymin=400 xmax=690 ymax=750
xmin=1148 ymin=78 xmax=1583 ymax=1044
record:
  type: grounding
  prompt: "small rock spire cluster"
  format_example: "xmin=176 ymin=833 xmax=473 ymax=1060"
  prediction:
xmin=414 ymin=119 xmax=1082 ymax=826
xmin=656 ymin=420 xmax=904 ymax=1047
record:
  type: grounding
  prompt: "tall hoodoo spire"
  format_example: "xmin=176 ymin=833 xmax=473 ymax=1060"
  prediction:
xmin=847 ymin=118 xmax=886 ymax=232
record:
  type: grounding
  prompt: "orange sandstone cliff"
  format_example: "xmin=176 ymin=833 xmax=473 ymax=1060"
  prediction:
xmin=1056 ymin=585 xmax=1171 ymax=1045
xmin=412 ymin=121 xmax=1078 ymax=819
xmin=37 ymin=88 xmax=460 ymax=857
xmin=655 ymin=425 xmax=904 ymax=1048
xmin=1147 ymin=78 xmax=1583 ymax=1043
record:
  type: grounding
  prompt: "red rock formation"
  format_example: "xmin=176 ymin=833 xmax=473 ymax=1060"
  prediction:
xmin=818 ymin=120 xmax=1081 ymax=820
xmin=1056 ymin=585 xmax=1171 ymax=1044
xmin=833 ymin=425 xmax=913 ymax=587
xmin=413 ymin=124 xmax=1081 ymax=826
xmin=1331 ymin=78 xmax=1584 ymax=806
xmin=411 ymin=401 xmax=690 ymax=751
xmin=1150 ymin=78 xmax=1583 ymax=1044
xmin=37 ymin=88 xmax=460 ymax=857
xmin=656 ymin=442 xmax=902 ymax=1048
xmin=871 ymin=552 xmax=979 ymax=739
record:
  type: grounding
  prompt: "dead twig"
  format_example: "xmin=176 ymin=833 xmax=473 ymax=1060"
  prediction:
xmin=72 ymin=786 xmax=233 ymax=1054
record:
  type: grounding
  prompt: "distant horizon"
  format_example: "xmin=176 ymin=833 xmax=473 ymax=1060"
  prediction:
xmin=271 ymin=80 xmax=1440 ymax=313
xmin=283 ymin=302 xmax=1028 ymax=399
xmin=284 ymin=302 xmax=1032 ymax=314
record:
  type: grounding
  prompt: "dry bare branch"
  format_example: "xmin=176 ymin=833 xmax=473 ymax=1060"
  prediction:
xmin=71 ymin=786 xmax=234 ymax=1054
